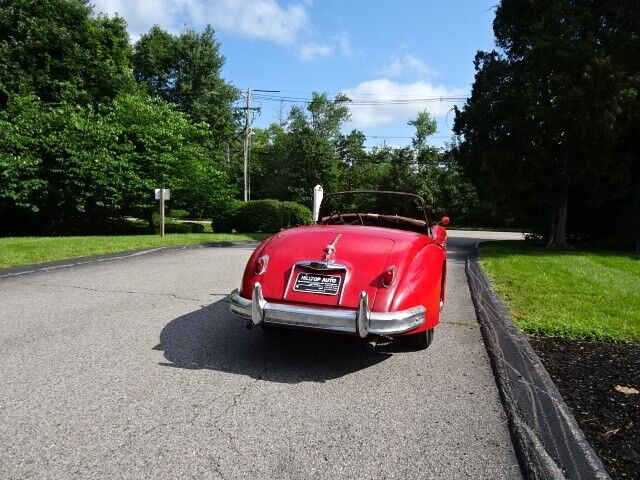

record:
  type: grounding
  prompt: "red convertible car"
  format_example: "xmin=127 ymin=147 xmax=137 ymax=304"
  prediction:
xmin=230 ymin=191 xmax=448 ymax=349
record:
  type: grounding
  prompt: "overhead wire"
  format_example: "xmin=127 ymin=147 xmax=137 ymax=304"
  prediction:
xmin=250 ymin=93 xmax=467 ymax=106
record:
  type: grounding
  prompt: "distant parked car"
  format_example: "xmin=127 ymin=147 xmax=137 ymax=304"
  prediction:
xmin=230 ymin=191 xmax=449 ymax=349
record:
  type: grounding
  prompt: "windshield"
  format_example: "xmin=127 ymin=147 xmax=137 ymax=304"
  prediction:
xmin=318 ymin=191 xmax=431 ymax=231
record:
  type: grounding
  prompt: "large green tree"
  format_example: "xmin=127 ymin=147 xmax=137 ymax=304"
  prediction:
xmin=0 ymin=93 xmax=229 ymax=233
xmin=249 ymin=93 xmax=350 ymax=205
xmin=133 ymin=26 xmax=238 ymax=148
xmin=454 ymin=0 xmax=636 ymax=248
xmin=0 ymin=0 xmax=135 ymax=106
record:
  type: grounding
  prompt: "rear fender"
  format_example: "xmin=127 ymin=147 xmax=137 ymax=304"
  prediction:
xmin=240 ymin=237 xmax=274 ymax=297
xmin=388 ymin=243 xmax=445 ymax=332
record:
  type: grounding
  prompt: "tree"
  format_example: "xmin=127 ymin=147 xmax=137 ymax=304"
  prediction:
xmin=133 ymin=26 xmax=238 ymax=148
xmin=335 ymin=130 xmax=377 ymax=191
xmin=0 ymin=93 xmax=230 ymax=233
xmin=408 ymin=110 xmax=437 ymax=152
xmin=106 ymin=94 xmax=230 ymax=227
xmin=248 ymin=93 xmax=350 ymax=204
xmin=454 ymin=0 xmax=633 ymax=248
xmin=0 ymin=0 xmax=135 ymax=106
xmin=307 ymin=93 xmax=350 ymax=140
xmin=0 ymin=94 xmax=130 ymax=232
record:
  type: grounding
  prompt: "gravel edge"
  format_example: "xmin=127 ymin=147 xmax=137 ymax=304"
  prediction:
xmin=466 ymin=246 xmax=610 ymax=480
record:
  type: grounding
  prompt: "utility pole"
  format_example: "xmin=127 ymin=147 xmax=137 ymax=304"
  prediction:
xmin=239 ymin=88 xmax=279 ymax=202
xmin=242 ymin=87 xmax=252 ymax=202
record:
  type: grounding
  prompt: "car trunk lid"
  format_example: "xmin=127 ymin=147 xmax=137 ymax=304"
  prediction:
xmin=262 ymin=228 xmax=395 ymax=309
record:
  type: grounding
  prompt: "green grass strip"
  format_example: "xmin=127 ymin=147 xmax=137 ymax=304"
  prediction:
xmin=479 ymin=241 xmax=640 ymax=343
xmin=0 ymin=233 xmax=268 ymax=269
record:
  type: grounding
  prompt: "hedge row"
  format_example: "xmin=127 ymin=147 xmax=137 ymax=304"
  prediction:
xmin=162 ymin=222 xmax=205 ymax=234
xmin=211 ymin=199 xmax=313 ymax=233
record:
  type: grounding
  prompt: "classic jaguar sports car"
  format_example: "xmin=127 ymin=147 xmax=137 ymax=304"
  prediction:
xmin=229 ymin=191 xmax=448 ymax=349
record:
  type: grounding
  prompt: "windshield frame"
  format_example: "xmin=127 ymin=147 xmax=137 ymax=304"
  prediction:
xmin=317 ymin=190 xmax=433 ymax=232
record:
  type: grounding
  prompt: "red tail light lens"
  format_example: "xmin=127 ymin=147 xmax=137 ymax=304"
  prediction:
xmin=381 ymin=267 xmax=396 ymax=288
xmin=254 ymin=255 xmax=269 ymax=275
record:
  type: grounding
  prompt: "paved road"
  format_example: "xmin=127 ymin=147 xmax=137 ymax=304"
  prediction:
xmin=1 ymin=230 xmax=523 ymax=479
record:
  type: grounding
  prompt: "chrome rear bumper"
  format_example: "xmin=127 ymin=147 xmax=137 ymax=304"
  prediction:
xmin=229 ymin=283 xmax=425 ymax=338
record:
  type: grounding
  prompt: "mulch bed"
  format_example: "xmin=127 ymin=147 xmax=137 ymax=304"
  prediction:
xmin=528 ymin=336 xmax=640 ymax=480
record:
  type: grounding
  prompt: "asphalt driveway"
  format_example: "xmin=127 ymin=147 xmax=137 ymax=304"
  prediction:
xmin=0 ymin=230 xmax=523 ymax=479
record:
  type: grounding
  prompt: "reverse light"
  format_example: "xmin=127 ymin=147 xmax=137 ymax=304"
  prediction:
xmin=254 ymin=255 xmax=269 ymax=275
xmin=381 ymin=267 xmax=397 ymax=288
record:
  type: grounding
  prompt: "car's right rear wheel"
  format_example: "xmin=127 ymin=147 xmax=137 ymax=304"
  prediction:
xmin=408 ymin=327 xmax=434 ymax=349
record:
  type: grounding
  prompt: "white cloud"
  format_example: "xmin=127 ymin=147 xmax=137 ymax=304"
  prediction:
xmin=298 ymin=33 xmax=351 ymax=60
xmin=92 ymin=0 xmax=179 ymax=38
xmin=380 ymin=54 xmax=436 ymax=80
xmin=186 ymin=0 xmax=308 ymax=45
xmin=297 ymin=32 xmax=351 ymax=61
xmin=299 ymin=42 xmax=333 ymax=61
xmin=92 ymin=0 xmax=309 ymax=45
xmin=333 ymin=32 xmax=352 ymax=56
xmin=343 ymin=78 xmax=466 ymax=128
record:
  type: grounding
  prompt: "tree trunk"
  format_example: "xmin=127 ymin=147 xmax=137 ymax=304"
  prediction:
xmin=547 ymin=184 xmax=569 ymax=249
xmin=146 ymin=209 xmax=155 ymax=234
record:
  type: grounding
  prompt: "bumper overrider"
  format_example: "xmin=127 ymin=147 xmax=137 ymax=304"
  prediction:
xmin=229 ymin=283 xmax=425 ymax=338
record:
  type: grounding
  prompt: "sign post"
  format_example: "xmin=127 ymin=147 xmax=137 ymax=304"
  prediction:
xmin=155 ymin=188 xmax=170 ymax=237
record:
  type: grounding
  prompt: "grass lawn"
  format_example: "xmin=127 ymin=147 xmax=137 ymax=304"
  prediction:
xmin=480 ymin=241 xmax=640 ymax=343
xmin=0 ymin=233 xmax=269 ymax=269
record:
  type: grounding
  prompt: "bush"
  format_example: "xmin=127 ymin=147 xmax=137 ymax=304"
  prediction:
xmin=211 ymin=198 xmax=242 ymax=233
xmin=209 ymin=199 xmax=313 ymax=233
xmin=235 ymin=199 xmax=284 ymax=233
xmin=163 ymin=223 xmax=192 ymax=233
xmin=168 ymin=209 xmax=189 ymax=219
xmin=280 ymin=201 xmax=313 ymax=227
xmin=184 ymin=222 xmax=205 ymax=233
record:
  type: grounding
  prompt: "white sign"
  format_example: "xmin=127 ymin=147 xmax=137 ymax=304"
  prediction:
xmin=155 ymin=188 xmax=170 ymax=200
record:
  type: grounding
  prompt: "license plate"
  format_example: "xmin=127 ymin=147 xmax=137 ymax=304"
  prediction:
xmin=293 ymin=272 xmax=341 ymax=295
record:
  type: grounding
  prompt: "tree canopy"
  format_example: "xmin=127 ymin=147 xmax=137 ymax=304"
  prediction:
xmin=0 ymin=0 xmax=234 ymax=234
xmin=454 ymin=0 xmax=640 ymax=249
xmin=0 ymin=0 xmax=135 ymax=106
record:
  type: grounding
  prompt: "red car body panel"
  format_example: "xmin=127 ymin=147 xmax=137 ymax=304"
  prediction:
xmin=239 ymin=222 xmax=447 ymax=336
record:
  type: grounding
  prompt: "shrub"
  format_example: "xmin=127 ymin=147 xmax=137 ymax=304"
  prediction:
xmin=184 ymin=222 xmax=205 ymax=233
xmin=211 ymin=198 xmax=242 ymax=233
xmin=280 ymin=201 xmax=313 ymax=227
xmin=164 ymin=223 xmax=192 ymax=233
xmin=152 ymin=211 xmax=177 ymax=225
xmin=168 ymin=209 xmax=189 ymax=219
xmin=235 ymin=199 xmax=284 ymax=233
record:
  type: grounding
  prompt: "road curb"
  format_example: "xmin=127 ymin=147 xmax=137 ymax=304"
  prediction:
xmin=0 ymin=241 xmax=260 ymax=279
xmin=466 ymin=246 xmax=610 ymax=480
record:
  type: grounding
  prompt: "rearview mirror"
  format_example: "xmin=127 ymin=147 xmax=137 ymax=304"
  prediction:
xmin=440 ymin=216 xmax=450 ymax=226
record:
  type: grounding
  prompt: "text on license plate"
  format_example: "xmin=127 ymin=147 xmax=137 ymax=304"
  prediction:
xmin=293 ymin=272 xmax=341 ymax=295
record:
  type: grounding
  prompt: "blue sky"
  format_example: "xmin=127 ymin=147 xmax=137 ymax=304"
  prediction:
xmin=92 ymin=0 xmax=497 ymax=148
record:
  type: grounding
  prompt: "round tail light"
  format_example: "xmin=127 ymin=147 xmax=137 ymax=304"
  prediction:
xmin=254 ymin=255 xmax=269 ymax=275
xmin=381 ymin=267 xmax=396 ymax=288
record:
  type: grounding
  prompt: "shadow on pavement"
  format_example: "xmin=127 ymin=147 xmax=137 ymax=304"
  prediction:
xmin=155 ymin=298 xmax=392 ymax=384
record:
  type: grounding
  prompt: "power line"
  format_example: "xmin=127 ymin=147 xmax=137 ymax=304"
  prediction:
xmin=367 ymin=135 xmax=452 ymax=139
xmin=257 ymin=89 xmax=468 ymax=99
xmin=250 ymin=93 xmax=467 ymax=106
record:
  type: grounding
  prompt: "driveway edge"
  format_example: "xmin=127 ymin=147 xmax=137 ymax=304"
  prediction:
xmin=466 ymin=246 xmax=610 ymax=480
xmin=0 ymin=241 xmax=260 ymax=279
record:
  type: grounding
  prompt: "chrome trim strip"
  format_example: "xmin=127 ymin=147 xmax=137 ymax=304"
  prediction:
xmin=229 ymin=285 xmax=425 ymax=336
